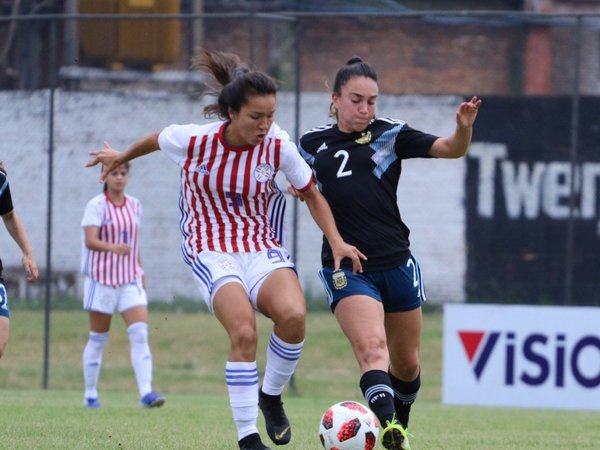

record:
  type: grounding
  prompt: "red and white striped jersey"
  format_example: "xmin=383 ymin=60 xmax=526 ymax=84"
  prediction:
xmin=158 ymin=121 xmax=313 ymax=261
xmin=81 ymin=193 xmax=144 ymax=286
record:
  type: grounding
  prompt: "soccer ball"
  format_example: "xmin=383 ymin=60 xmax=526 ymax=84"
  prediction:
xmin=319 ymin=400 xmax=379 ymax=450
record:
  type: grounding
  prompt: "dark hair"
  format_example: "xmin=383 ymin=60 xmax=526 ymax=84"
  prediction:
xmin=330 ymin=57 xmax=379 ymax=118
xmin=103 ymin=162 xmax=130 ymax=193
xmin=191 ymin=48 xmax=278 ymax=120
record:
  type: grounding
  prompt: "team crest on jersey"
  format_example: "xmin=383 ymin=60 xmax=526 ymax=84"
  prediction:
xmin=218 ymin=259 xmax=235 ymax=271
xmin=355 ymin=131 xmax=372 ymax=144
xmin=195 ymin=163 xmax=210 ymax=175
xmin=254 ymin=163 xmax=274 ymax=183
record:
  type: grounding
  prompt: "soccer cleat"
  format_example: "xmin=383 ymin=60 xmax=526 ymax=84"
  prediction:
xmin=140 ymin=391 xmax=166 ymax=408
xmin=238 ymin=432 xmax=272 ymax=450
xmin=84 ymin=397 xmax=101 ymax=409
xmin=258 ymin=389 xmax=291 ymax=445
xmin=381 ymin=416 xmax=411 ymax=450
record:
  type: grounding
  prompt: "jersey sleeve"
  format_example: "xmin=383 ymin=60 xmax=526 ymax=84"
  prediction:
xmin=81 ymin=197 xmax=103 ymax=228
xmin=278 ymin=139 xmax=313 ymax=192
xmin=158 ymin=123 xmax=197 ymax=166
xmin=394 ymin=123 xmax=438 ymax=159
xmin=0 ymin=171 xmax=14 ymax=215
xmin=297 ymin=137 xmax=315 ymax=168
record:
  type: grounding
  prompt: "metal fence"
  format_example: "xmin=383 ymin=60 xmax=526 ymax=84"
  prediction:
xmin=2 ymin=8 xmax=600 ymax=390
xmin=1 ymin=10 xmax=599 ymax=304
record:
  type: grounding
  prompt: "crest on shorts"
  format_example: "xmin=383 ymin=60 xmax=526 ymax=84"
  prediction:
xmin=254 ymin=163 xmax=274 ymax=183
xmin=218 ymin=259 xmax=235 ymax=271
xmin=332 ymin=270 xmax=347 ymax=290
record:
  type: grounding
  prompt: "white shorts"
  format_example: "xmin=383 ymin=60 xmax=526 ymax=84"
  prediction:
xmin=191 ymin=248 xmax=296 ymax=313
xmin=83 ymin=277 xmax=147 ymax=315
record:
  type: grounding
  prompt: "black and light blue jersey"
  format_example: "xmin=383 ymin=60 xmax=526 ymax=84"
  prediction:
xmin=0 ymin=170 xmax=13 ymax=216
xmin=299 ymin=118 xmax=437 ymax=271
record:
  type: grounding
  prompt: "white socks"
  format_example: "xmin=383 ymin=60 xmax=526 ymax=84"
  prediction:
xmin=261 ymin=332 xmax=303 ymax=396
xmin=83 ymin=331 xmax=108 ymax=399
xmin=226 ymin=361 xmax=260 ymax=440
xmin=225 ymin=335 xmax=303 ymax=439
xmin=127 ymin=321 xmax=153 ymax=397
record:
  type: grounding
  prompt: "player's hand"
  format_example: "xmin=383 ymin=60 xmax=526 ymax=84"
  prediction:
xmin=22 ymin=254 xmax=39 ymax=281
xmin=331 ymin=242 xmax=367 ymax=274
xmin=86 ymin=142 xmax=122 ymax=182
xmin=112 ymin=243 xmax=131 ymax=256
xmin=456 ymin=96 xmax=482 ymax=128
xmin=287 ymin=183 xmax=305 ymax=202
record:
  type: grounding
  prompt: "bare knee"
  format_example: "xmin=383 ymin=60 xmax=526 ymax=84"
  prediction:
xmin=229 ymin=323 xmax=259 ymax=361
xmin=355 ymin=336 xmax=388 ymax=370
xmin=390 ymin=351 xmax=420 ymax=380
xmin=0 ymin=322 xmax=8 ymax=359
xmin=272 ymin=304 xmax=306 ymax=343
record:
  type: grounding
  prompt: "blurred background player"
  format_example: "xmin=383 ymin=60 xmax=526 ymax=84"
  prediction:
xmin=0 ymin=161 xmax=39 ymax=359
xmin=294 ymin=57 xmax=481 ymax=450
xmin=81 ymin=162 xmax=165 ymax=409
xmin=86 ymin=48 xmax=364 ymax=450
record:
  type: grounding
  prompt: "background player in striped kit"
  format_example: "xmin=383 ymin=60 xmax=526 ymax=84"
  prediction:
xmin=294 ymin=57 xmax=481 ymax=450
xmin=81 ymin=162 xmax=165 ymax=409
xmin=0 ymin=161 xmax=39 ymax=359
xmin=86 ymin=49 xmax=365 ymax=450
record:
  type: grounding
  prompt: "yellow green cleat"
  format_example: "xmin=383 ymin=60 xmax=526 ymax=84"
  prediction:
xmin=380 ymin=416 xmax=410 ymax=450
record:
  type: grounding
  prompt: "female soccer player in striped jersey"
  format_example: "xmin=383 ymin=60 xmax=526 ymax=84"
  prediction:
xmin=293 ymin=57 xmax=481 ymax=450
xmin=86 ymin=49 xmax=365 ymax=450
xmin=81 ymin=162 xmax=165 ymax=409
xmin=0 ymin=161 xmax=39 ymax=359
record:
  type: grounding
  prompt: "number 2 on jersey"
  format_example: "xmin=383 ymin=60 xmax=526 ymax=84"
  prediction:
xmin=334 ymin=150 xmax=352 ymax=178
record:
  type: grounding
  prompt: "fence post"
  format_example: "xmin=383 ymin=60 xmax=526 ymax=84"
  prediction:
xmin=564 ymin=16 xmax=582 ymax=306
xmin=42 ymin=18 xmax=58 ymax=390
xmin=288 ymin=16 xmax=303 ymax=396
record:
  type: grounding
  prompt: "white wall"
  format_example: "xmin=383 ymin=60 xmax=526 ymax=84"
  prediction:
xmin=0 ymin=90 xmax=465 ymax=304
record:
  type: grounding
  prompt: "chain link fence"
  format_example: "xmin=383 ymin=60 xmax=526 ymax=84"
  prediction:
xmin=1 ymin=9 xmax=599 ymax=310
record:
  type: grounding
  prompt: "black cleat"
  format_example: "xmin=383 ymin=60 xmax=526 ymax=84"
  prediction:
xmin=258 ymin=389 xmax=291 ymax=445
xmin=239 ymin=433 xmax=272 ymax=450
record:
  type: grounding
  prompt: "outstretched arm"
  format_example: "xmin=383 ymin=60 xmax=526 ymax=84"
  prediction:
xmin=86 ymin=132 xmax=161 ymax=182
xmin=300 ymin=184 xmax=366 ymax=273
xmin=429 ymin=96 xmax=482 ymax=159
xmin=1 ymin=211 xmax=38 ymax=281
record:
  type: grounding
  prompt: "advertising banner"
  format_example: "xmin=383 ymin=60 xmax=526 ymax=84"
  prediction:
xmin=467 ymin=97 xmax=600 ymax=304
xmin=443 ymin=303 xmax=600 ymax=410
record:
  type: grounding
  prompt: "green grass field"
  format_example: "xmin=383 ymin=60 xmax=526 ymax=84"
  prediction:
xmin=1 ymin=308 xmax=599 ymax=449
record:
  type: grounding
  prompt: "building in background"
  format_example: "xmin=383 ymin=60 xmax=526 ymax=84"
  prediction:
xmin=1 ymin=0 xmax=600 ymax=95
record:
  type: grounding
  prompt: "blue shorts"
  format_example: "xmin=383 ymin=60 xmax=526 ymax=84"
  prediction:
xmin=318 ymin=255 xmax=426 ymax=313
xmin=0 ymin=278 xmax=9 ymax=318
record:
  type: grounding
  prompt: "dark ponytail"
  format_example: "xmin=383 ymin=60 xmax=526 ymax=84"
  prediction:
xmin=191 ymin=48 xmax=278 ymax=121
xmin=332 ymin=56 xmax=378 ymax=94
xmin=329 ymin=56 xmax=379 ymax=118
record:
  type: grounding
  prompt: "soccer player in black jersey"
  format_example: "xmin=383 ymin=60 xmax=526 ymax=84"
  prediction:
xmin=0 ymin=161 xmax=39 ymax=359
xmin=294 ymin=58 xmax=481 ymax=450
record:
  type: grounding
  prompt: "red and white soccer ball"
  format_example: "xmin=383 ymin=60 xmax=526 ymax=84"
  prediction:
xmin=319 ymin=400 xmax=379 ymax=450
